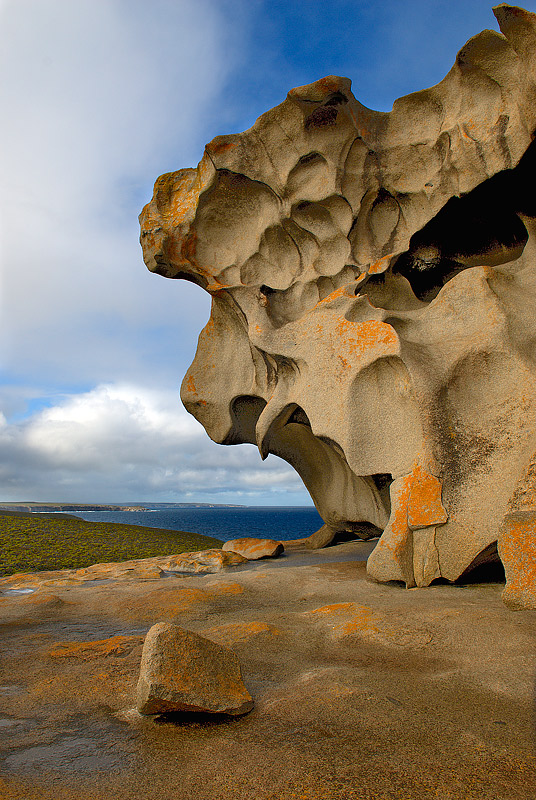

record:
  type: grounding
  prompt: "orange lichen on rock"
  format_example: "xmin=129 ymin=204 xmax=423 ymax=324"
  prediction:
xmin=367 ymin=465 xmax=446 ymax=588
xmin=139 ymin=11 xmax=536 ymax=598
xmin=407 ymin=465 xmax=448 ymax=529
xmin=136 ymin=622 xmax=254 ymax=716
xmin=334 ymin=319 xmax=399 ymax=366
xmin=498 ymin=511 xmax=536 ymax=610
xmin=367 ymin=472 xmax=414 ymax=584
xmin=314 ymin=282 xmax=360 ymax=310
xmin=368 ymin=254 xmax=394 ymax=274
xmin=205 ymin=135 xmax=239 ymax=155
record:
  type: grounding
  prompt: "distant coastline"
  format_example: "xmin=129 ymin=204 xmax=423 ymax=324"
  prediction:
xmin=0 ymin=502 xmax=245 ymax=513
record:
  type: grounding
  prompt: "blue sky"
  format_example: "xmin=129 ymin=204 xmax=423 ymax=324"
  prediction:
xmin=1 ymin=0 xmax=534 ymax=504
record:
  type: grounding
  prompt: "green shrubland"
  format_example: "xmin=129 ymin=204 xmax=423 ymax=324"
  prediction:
xmin=0 ymin=510 xmax=222 ymax=576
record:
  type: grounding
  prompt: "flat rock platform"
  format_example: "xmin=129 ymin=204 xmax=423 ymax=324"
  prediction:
xmin=0 ymin=541 xmax=534 ymax=799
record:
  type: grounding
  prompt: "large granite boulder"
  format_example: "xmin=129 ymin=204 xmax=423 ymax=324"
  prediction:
xmin=140 ymin=5 xmax=536 ymax=602
xmin=136 ymin=622 xmax=254 ymax=716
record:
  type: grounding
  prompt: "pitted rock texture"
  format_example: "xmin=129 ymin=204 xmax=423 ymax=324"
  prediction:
xmin=136 ymin=622 xmax=254 ymax=716
xmin=141 ymin=5 xmax=536 ymax=600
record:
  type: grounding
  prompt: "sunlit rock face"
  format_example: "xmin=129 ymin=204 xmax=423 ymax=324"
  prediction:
xmin=141 ymin=5 xmax=536 ymax=593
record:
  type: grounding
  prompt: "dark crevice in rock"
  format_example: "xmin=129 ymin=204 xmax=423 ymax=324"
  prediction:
xmin=391 ymin=137 xmax=536 ymax=300
xmin=455 ymin=541 xmax=505 ymax=584
xmin=370 ymin=473 xmax=393 ymax=515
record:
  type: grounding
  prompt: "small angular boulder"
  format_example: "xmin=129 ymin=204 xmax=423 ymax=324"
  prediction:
xmin=162 ymin=549 xmax=247 ymax=574
xmin=222 ymin=538 xmax=284 ymax=560
xmin=136 ymin=622 xmax=254 ymax=716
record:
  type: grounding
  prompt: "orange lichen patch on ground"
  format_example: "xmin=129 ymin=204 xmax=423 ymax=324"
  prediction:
xmin=498 ymin=513 xmax=536 ymax=610
xmin=205 ymin=581 xmax=245 ymax=597
xmin=305 ymin=602 xmax=433 ymax=646
xmin=148 ymin=586 xmax=211 ymax=611
xmin=368 ymin=253 xmax=394 ymax=274
xmin=308 ymin=602 xmax=358 ymax=616
xmin=407 ymin=465 xmax=448 ymax=529
xmin=115 ymin=585 xmax=213 ymax=623
xmin=305 ymin=603 xmax=379 ymax=638
xmin=202 ymin=621 xmax=281 ymax=646
xmin=0 ymin=775 xmax=51 ymax=800
xmin=0 ymin=571 xmax=80 ymax=591
xmin=45 ymin=635 xmax=144 ymax=661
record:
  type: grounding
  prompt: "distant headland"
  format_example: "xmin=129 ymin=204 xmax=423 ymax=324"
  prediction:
xmin=0 ymin=502 xmax=245 ymax=513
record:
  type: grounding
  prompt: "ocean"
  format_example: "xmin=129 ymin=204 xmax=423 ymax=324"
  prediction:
xmin=75 ymin=506 xmax=324 ymax=543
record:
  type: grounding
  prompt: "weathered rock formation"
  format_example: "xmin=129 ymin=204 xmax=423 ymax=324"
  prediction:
xmin=222 ymin=537 xmax=284 ymax=559
xmin=140 ymin=5 xmax=536 ymax=602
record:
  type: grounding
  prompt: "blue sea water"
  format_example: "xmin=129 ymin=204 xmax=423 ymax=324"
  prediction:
xmin=75 ymin=506 xmax=324 ymax=543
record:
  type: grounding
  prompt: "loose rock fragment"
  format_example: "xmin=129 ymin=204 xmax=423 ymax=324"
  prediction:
xmin=136 ymin=622 xmax=254 ymax=716
xmin=222 ymin=538 xmax=284 ymax=560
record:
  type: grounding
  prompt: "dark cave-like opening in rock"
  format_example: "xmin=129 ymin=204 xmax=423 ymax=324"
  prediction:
xmin=455 ymin=541 xmax=505 ymax=585
xmin=390 ymin=137 xmax=536 ymax=301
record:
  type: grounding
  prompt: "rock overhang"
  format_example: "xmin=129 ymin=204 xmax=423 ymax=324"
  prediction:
xmin=140 ymin=5 xmax=536 ymax=605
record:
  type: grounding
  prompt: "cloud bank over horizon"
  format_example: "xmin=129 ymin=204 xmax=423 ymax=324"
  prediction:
xmin=0 ymin=384 xmax=305 ymax=503
xmin=2 ymin=0 xmax=535 ymax=504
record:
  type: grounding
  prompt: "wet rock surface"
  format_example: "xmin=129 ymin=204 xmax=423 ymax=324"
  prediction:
xmin=0 ymin=540 xmax=534 ymax=799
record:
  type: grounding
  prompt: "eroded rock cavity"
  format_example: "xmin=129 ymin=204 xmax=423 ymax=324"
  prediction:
xmin=140 ymin=5 xmax=536 ymax=599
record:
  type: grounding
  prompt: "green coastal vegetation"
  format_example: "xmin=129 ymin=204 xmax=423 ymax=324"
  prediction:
xmin=0 ymin=509 xmax=222 ymax=576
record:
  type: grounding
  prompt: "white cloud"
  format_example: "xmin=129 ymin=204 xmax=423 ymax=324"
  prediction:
xmin=0 ymin=0 xmax=236 ymax=386
xmin=0 ymin=383 xmax=309 ymax=503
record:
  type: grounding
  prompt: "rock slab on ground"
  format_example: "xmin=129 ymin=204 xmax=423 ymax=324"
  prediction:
xmin=136 ymin=622 xmax=254 ymax=716
xmin=162 ymin=549 xmax=247 ymax=574
xmin=222 ymin=538 xmax=284 ymax=560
